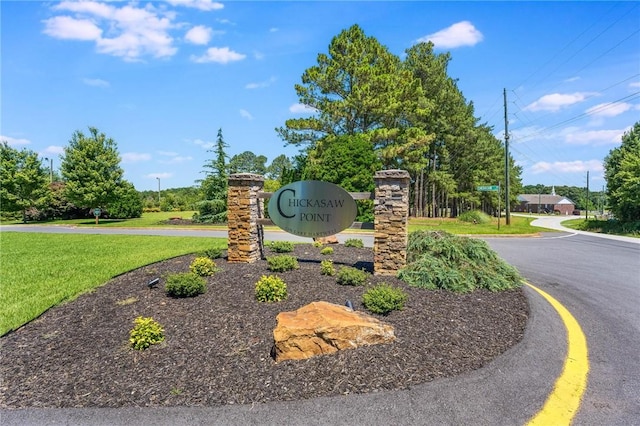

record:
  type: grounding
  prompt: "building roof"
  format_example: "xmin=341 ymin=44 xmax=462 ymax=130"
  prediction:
xmin=517 ymin=194 xmax=575 ymax=205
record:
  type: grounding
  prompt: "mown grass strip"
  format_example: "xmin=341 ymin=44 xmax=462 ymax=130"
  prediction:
xmin=0 ymin=232 xmax=225 ymax=335
xmin=408 ymin=215 xmax=541 ymax=235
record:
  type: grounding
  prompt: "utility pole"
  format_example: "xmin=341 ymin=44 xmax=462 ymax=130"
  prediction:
xmin=504 ymin=88 xmax=511 ymax=225
xmin=585 ymin=171 xmax=589 ymax=221
xmin=44 ymin=157 xmax=53 ymax=183
xmin=156 ymin=177 xmax=161 ymax=205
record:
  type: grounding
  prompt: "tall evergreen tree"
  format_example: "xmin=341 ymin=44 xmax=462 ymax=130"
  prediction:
xmin=200 ymin=128 xmax=229 ymax=200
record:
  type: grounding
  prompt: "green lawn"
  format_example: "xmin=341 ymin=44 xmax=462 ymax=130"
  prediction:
xmin=0 ymin=232 xmax=225 ymax=336
xmin=408 ymin=215 xmax=541 ymax=235
xmin=561 ymin=218 xmax=640 ymax=237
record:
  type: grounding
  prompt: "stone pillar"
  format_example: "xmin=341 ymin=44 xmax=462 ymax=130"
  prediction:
xmin=373 ymin=170 xmax=410 ymax=276
xmin=227 ymin=173 xmax=264 ymax=263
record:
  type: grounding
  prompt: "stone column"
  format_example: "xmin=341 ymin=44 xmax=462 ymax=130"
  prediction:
xmin=227 ymin=173 xmax=264 ymax=263
xmin=373 ymin=170 xmax=410 ymax=276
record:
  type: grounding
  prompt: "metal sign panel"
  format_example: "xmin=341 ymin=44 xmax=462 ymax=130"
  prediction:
xmin=268 ymin=180 xmax=358 ymax=238
xmin=477 ymin=185 xmax=499 ymax=192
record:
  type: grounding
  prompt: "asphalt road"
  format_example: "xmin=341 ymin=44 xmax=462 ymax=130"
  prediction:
xmin=1 ymin=220 xmax=639 ymax=425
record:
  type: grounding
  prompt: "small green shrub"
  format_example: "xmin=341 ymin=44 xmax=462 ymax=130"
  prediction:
xmin=189 ymin=257 xmax=219 ymax=276
xmin=255 ymin=275 xmax=288 ymax=302
xmin=344 ymin=238 xmax=364 ymax=248
xmin=269 ymin=241 xmax=294 ymax=253
xmin=320 ymin=247 xmax=334 ymax=255
xmin=320 ymin=259 xmax=335 ymax=276
xmin=267 ymin=255 xmax=299 ymax=272
xmin=165 ymin=272 xmax=207 ymax=297
xmin=202 ymin=247 xmax=223 ymax=259
xmin=129 ymin=316 xmax=165 ymax=350
xmin=362 ymin=284 xmax=408 ymax=315
xmin=336 ymin=266 xmax=368 ymax=286
xmin=312 ymin=241 xmax=323 ymax=248
xmin=458 ymin=210 xmax=492 ymax=224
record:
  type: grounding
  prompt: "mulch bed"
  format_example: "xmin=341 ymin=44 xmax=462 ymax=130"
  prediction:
xmin=0 ymin=244 xmax=528 ymax=408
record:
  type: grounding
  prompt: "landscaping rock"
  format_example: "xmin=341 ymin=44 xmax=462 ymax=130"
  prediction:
xmin=314 ymin=235 xmax=339 ymax=244
xmin=273 ymin=301 xmax=395 ymax=362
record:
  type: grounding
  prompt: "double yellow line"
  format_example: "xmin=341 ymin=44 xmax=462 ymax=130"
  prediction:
xmin=527 ymin=284 xmax=590 ymax=425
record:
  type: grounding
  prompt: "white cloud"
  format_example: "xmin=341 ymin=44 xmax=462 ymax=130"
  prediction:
xmin=565 ymin=128 xmax=628 ymax=146
xmin=44 ymin=2 xmax=177 ymax=61
xmin=417 ymin=21 xmax=483 ymax=48
xmin=629 ymin=81 xmax=640 ymax=88
xmin=240 ymin=109 xmax=254 ymax=120
xmin=289 ymin=103 xmax=317 ymax=114
xmin=193 ymin=138 xmax=214 ymax=149
xmin=147 ymin=172 xmax=173 ymax=179
xmin=158 ymin=150 xmax=179 ymax=156
xmin=121 ymin=152 xmax=151 ymax=163
xmin=1 ymin=135 xmax=31 ymax=146
xmin=190 ymin=47 xmax=246 ymax=64
xmin=525 ymin=92 xmax=596 ymax=112
xmin=166 ymin=0 xmax=223 ymax=11
xmin=159 ymin=155 xmax=193 ymax=164
xmin=43 ymin=145 xmax=64 ymax=155
xmin=245 ymin=76 xmax=276 ymax=89
xmin=269 ymin=27 xmax=279 ymax=33
xmin=586 ymin=102 xmax=632 ymax=118
xmin=564 ymin=76 xmax=580 ymax=83
xmin=42 ymin=16 xmax=102 ymax=40
xmin=531 ymin=159 xmax=603 ymax=174
xmin=83 ymin=78 xmax=109 ymax=87
xmin=185 ymin=25 xmax=212 ymax=45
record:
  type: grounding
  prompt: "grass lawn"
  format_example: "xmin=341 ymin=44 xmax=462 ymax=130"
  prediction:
xmin=561 ymin=218 xmax=640 ymax=237
xmin=0 ymin=232 xmax=226 ymax=336
xmin=409 ymin=215 xmax=540 ymax=235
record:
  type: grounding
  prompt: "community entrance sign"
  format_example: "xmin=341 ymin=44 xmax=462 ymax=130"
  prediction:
xmin=268 ymin=180 xmax=358 ymax=238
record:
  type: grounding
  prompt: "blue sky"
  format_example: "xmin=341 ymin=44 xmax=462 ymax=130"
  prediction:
xmin=2 ymin=1 xmax=639 ymax=192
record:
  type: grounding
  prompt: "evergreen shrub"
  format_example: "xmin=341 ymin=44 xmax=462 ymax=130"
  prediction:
xmin=189 ymin=257 xmax=219 ymax=276
xmin=362 ymin=284 xmax=408 ymax=315
xmin=458 ymin=210 xmax=492 ymax=224
xmin=269 ymin=241 xmax=294 ymax=253
xmin=398 ymin=230 xmax=523 ymax=292
xmin=129 ymin=316 xmax=165 ymax=350
xmin=165 ymin=272 xmax=207 ymax=297
xmin=320 ymin=259 xmax=335 ymax=276
xmin=344 ymin=238 xmax=364 ymax=248
xmin=320 ymin=247 xmax=334 ymax=255
xmin=255 ymin=275 xmax=288 ymax=302
xmin=267 ymin=255 xmax=299 ymax=272
xmin=336 ymin=266 xmax=368 ymax=286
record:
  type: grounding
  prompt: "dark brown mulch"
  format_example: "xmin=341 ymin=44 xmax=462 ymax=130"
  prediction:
xmin=0 ymin=244 xmax=528 ymax=409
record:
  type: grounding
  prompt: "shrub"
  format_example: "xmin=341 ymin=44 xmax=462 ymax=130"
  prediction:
xmin=398 ymin=230 xmax=522 ymax=292
xmin=336 ymin=266 xmax=368 ymax=286
xmin=320 ymin=247 xmax=334 ymax=255
xmin=165 ymin=272 xmax=206 ymax=297
xmin=344 ymin=238 xmax=364 ymax=248
xmin=312 ymin=241 xmax=323 ymax=248
xmin=458 ymin=210 xmax=492 ymax=224
xmin=189 ymin=257 xmax=219 ymax=276
xmin=255 ymin=275 xmax=288 ymax=302
xmin=192 ymin=199 xmax=227 ymax=223
xmin=320 ymin=259 xmax=335 ymax=276
xmin=363 ymin=284 xmax=408 ymax=315
xmin=269 ymin=241 xmax=294 ymax=253
xmin=267 ymin=255 xmax=299 ymax=272
xmin=109 ymin=182 xmax=143 ymax=219
xmin=201 ymin=246 xmax=223 ymax=259
xmin=129 ymin=316 xmax=165 ymax=350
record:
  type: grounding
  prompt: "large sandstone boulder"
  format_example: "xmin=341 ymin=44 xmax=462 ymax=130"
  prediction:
xmin=273 ymin=301 xmax=395 ymax=362
xmin=313 ymin=235 xmax=339 ymax=244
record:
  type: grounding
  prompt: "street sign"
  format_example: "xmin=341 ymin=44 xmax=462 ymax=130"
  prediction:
xmin=477 ymin=185 xmax=499 ymax=192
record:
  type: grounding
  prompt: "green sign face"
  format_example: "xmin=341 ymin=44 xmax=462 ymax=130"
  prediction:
xmin=268 ymin=181 xmax=358 ymax=238
xmin=93 ymin=208 xmax=102 ymax=216
xmin=477 ymin=185 xmax=499 ymax=192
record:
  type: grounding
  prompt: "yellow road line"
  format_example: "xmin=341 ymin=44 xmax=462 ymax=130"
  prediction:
xmin=527 ymin=283 xmax=589 ymax=426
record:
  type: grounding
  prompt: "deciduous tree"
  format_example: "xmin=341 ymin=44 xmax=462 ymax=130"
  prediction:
xmin=604 ymin=122 xmax=640 ymax=222
xmin=60 ymin=127 xmax=124 ymax=210
xmin=0 ymin=142 xmax=51 ymax=222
